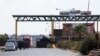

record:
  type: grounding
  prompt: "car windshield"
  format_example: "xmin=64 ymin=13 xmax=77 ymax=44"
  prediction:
xmin=5 ymin=42 xmax=14 ymax=45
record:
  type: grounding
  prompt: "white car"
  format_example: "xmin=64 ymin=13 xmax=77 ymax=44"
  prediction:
xmin=5 ymin=42 xmax=16 ymax=51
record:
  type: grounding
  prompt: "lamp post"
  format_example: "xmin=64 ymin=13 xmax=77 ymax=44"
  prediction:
xmin=87 ymin=0 xmax=90 ymax=11
xmin=86 ymin=0 xmax=91 ymax=34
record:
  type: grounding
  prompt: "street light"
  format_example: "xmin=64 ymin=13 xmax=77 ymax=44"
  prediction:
xmin=87 ymin=0 xmax=90 ymax=11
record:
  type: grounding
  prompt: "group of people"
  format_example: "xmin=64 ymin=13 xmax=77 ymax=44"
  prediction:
xmin=18 ymin=41 xmax=29 ymax=49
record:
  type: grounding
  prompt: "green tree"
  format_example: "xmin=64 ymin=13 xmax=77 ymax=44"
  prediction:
xmin=0 ymin=33 xmax=8 ymax=46
xmin=74 ymin=24 xmax=86 ymax=40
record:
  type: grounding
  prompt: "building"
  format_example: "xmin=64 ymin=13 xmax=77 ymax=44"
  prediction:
xmin=87 ymin=23 xmax=95 ymax=33
xmin=53 ymin=9 xmax=92 ymax=41
xmin=59 ymin=8 xmax=91 ymax=16
xmin=62 ymin=23 xmax=95 ymax=41
xmin=53 ymin=23 xmax=95 ymax=41
xmin=62 ymin=23 xmax=73 ymax=40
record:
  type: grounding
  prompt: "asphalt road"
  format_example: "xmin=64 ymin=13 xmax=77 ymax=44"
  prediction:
xmin=0 ymin=48 xmax=82 ymax=56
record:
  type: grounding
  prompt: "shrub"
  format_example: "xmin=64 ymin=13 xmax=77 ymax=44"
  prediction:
xmin=56 ymin=40 xmax=82 ymax=50
xmin=56 ymin=40 xmax=67 ymax=49
xmin=79 ymin=37 xmax=97 ymax=55
xmin=65 ymin=41 xmax=82 ymax=50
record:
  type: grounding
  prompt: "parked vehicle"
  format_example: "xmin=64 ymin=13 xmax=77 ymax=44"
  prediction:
xmin=5 ymin=42 xmax=16 ymax=51
xmin=7 ymin=38 xmax=18 ymax=50
xmin=23 ymin=38 xmax=31 ymax=48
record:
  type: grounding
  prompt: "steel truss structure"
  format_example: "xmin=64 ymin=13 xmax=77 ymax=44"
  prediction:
xmin=13 ymin=15 xmax=100 ymax=42
xmin=13 ymin=15 xmax=100 ymax=21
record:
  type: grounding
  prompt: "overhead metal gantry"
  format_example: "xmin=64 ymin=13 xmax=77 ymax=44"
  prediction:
xmin=13 ymin=15 xmax=100 ymax=21
xmin=13 ymin=15 xmax=100 ymax=42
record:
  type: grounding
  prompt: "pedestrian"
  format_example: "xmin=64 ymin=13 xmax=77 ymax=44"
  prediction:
xmin=18 ymin=41 xmax=23 ymax=50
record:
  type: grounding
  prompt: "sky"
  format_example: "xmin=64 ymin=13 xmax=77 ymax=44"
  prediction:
xmin=0 ymin=0 xmax=100 ymax=35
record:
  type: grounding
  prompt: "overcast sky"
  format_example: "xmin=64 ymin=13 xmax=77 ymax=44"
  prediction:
xmin=0 ymin=0 xmax=100 ymax=35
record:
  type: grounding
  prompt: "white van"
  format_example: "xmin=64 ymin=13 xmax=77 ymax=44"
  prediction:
xmin=5 ymin=42 xmax=16 ymax=51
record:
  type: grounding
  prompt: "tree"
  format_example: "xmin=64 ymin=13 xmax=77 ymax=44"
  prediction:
xmin=74 ymin=24 xmax=86 ymax=41
xmin=0 ymin=33 xmax=8 ymax=46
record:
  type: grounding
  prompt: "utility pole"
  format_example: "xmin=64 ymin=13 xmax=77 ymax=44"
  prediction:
xmin=51 ymin=17 xmax=56 ymax=48
xmin=97 ymin=20 xmax=99 ymax=48
xmin=51 ymin=17 xmax=54 ymax=41
xmin=15 ymin=20 xmax=18 ymax=41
